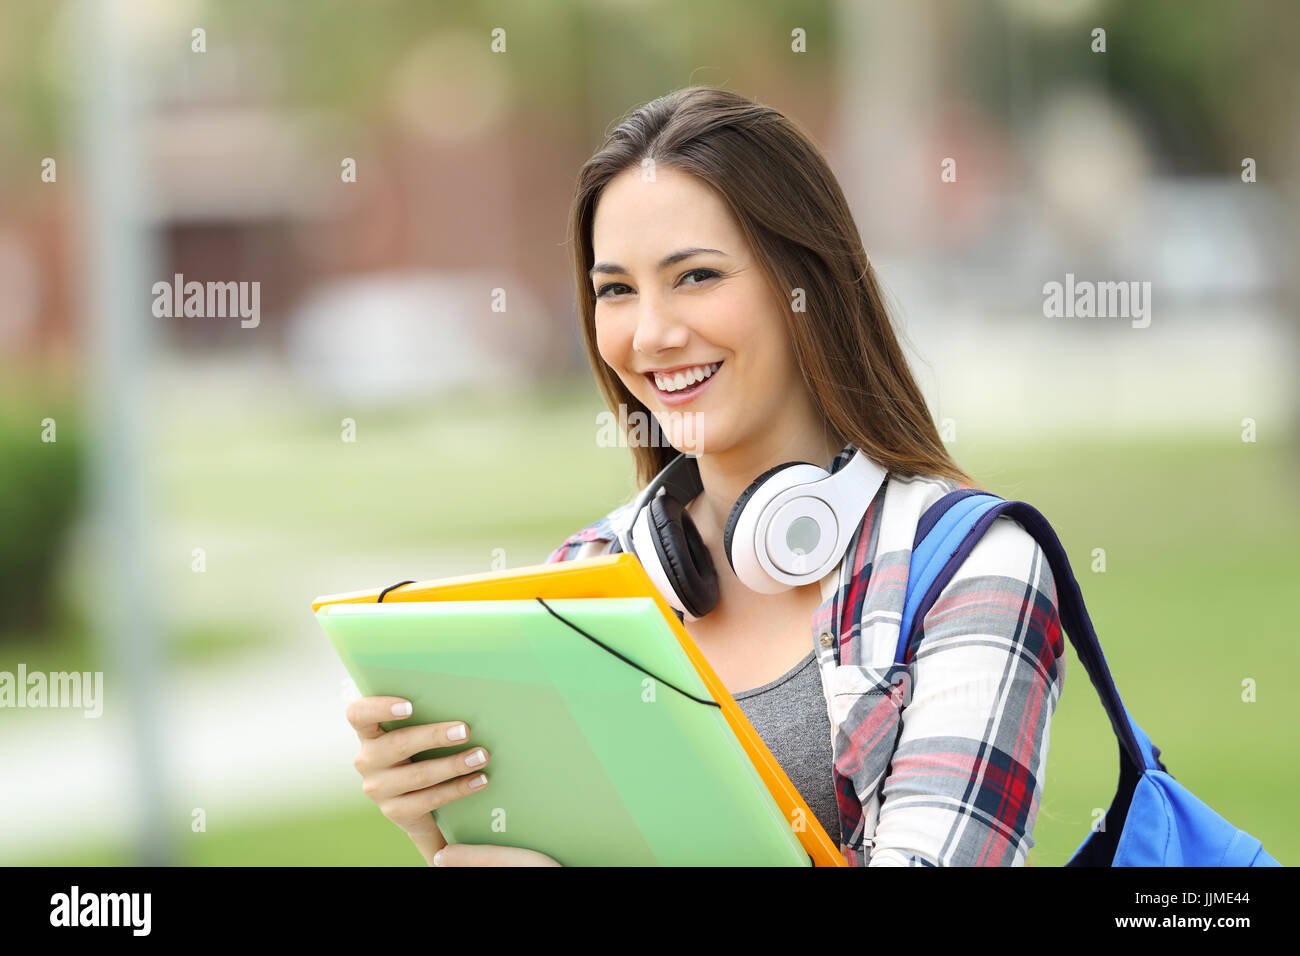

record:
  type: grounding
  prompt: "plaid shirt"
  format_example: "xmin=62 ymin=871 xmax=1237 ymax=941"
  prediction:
xmin=546 ymin=447 xmax=1065 ymax=866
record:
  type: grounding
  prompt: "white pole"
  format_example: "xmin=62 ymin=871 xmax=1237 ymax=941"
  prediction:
xmin=76 ymin=0 xmax=171 ymax=865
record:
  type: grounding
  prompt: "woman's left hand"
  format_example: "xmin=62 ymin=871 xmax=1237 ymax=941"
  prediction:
xmin=432 ymin=843 xmax=562 ymax=867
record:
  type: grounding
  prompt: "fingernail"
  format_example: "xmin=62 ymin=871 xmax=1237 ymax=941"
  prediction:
xmin=448 ymin=723 xmax=467 ymax=740
xmin=433 ymin=849 xmax=445 ymax=866
xmin=391 ymin=701 xmax=412 ymax=717
xmin=464 ymin=749 xmax=486 ymax=767
xmin=468 ymin=773 xmax=488 ymax=789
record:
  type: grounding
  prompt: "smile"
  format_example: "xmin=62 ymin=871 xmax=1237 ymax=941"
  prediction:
xmin=648 ymin=361 xmax=722 ymax=393
xmin=645 ymin=361 xmax=722 ymax=407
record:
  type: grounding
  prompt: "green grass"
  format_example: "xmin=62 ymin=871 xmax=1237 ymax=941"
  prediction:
xmin=157 ymin=379 xmax=639 ymax=553
xmin=12 ymin=801 xmax=423 ymax=867
xmin=963 ymin=435 xmax=1299 ymax=866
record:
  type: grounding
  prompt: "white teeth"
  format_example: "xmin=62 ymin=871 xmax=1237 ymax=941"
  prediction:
xmin=653 ymin=362 xmax=720 ymax=392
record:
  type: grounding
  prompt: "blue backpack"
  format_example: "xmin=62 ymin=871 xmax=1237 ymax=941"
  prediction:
xmin=897 ymin=489 xmax=1281 ymax=867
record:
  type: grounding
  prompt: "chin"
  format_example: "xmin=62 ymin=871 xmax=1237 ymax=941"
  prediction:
xmin=676 ymin=416 xmax=734 ymax=457
xmin=659 ymin=409 xmax=716 ymax=455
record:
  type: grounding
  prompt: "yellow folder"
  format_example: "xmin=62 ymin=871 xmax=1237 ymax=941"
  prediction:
xmin=313 ymin=553 xmax=848 ymax=867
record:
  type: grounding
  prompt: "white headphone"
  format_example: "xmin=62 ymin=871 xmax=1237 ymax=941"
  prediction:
xmin=614 ymin=446 xmax=888 ymax=621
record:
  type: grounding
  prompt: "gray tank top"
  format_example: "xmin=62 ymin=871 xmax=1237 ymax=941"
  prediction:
xmin=731 ymin=650 xmax=840 ymax=848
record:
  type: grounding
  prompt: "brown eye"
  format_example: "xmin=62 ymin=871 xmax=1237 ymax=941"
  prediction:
xmin=680 ymin=268 xmax=720 ymax=286
xmin=595 ymin=283 xmax=631 ymax=300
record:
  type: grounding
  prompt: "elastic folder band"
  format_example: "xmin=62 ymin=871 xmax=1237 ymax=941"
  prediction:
xmin=377 ymin=580 xmax=415 ymax=603
xmin=535 ymin=597 xmax=720 ymax=708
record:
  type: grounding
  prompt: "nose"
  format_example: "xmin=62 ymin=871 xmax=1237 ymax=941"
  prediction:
xmin=631 ymin=296 xmax=689 ymax=356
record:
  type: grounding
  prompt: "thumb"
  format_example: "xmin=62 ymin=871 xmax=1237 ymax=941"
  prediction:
xmin=433 ymin=843 xmax=562 ymax=867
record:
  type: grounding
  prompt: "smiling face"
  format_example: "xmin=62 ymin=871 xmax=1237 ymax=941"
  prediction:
xmin=590 ymin=164 xmax=822 ymax=459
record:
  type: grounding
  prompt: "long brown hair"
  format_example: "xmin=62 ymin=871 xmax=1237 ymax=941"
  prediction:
xmin=568 ymin=86 xmax=978 ymax=493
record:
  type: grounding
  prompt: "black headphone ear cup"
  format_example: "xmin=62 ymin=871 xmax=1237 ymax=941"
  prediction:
xmin=648 ymin=494 xmax=719 ymax=618
xmin=723 ymin=461 xmax=810 ymax=574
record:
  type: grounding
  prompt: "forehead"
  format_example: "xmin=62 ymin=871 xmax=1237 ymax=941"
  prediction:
xmin=592 ymin=165 xmax=742 ymax=256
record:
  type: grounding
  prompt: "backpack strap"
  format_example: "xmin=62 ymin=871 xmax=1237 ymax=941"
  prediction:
xmin=898 ymin=490 xmax=1160 ymax=782
xmin=898 ymin=488 xmax=997 ymax=658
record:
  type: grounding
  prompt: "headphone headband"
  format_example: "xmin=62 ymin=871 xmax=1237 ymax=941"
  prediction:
xmin=615 ymin=452 xmax=701 ymax=555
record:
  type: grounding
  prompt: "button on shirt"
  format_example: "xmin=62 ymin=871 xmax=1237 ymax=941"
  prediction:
xmin=546 ymin=447 xmax=1065 ymax=867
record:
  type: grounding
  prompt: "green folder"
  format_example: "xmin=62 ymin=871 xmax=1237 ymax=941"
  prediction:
xmin=317 ymin=598 xmax=812 ymax=866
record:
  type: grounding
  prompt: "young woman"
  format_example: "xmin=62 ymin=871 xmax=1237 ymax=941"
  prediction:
xmin=346 ymin=87 xmax=1066 ymax=867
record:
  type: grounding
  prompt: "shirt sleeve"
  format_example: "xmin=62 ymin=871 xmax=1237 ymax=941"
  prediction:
xmin=544 ymin=501 xmax=635 ymax=565
xmin=545 ymin=534 xmax=614 ymax=565
xmin=867 ymin=515 xmax=1066 ymax=866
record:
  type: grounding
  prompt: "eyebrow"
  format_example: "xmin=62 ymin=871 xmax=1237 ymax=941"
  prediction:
xmin=589 ymin=247 xmax=728 ymax=278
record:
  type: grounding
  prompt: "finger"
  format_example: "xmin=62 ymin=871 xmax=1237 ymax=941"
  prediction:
xmin=378 ymin=769 xmax=490 ymax=818
xmin=364 ymin=747 xmax=489 ymax=800
xmin=364 ymin=719 xmax=472 ymax=768
xmin=432 ymin=843 xmax=562 ymax=867
xmin=345 ymin=696 xmax=416 ymax=741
